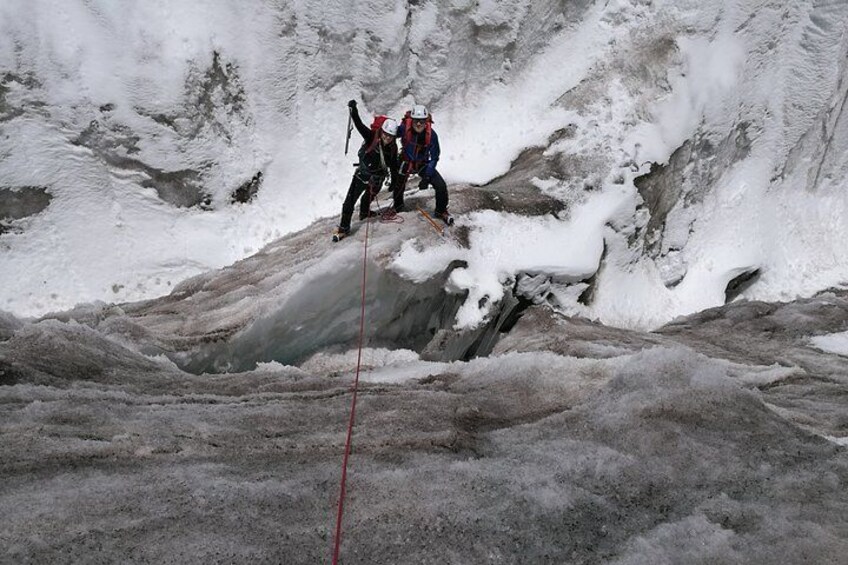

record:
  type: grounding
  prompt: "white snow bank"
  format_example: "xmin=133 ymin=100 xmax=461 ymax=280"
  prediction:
xmin=392 ymin=187 xmax=630 ymax=329
xmin=299 ymin=348 xmax=451 ymax=385
xmin=437 ymin=0 xmax=617 ymax=184
xmin=809 ymin=331 xmax=848 ymax=357
xmin=824 ymin=435 xmax=848 ymax=447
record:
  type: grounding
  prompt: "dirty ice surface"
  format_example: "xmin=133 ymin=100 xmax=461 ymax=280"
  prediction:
xmin=3 ymin=292 xmax=848 ymax=562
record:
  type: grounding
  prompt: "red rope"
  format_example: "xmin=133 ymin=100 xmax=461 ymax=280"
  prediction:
xmin=331 ymin=208 xmax=373 ymax=565
xmin=371 ymin=185 xmax=404 ymax=225
xmin=379 ymin=206 xmax=404 ymax=224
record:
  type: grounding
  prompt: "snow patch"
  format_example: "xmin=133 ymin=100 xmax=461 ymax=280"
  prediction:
xmin=809 ymin=331 xmax=848 ymax=356
xmin=392 ymin=188 xmax=628 ymax=329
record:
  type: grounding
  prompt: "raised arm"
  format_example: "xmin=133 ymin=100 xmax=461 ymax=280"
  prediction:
xmin=348 ymin=100 xmax=372 ymax=140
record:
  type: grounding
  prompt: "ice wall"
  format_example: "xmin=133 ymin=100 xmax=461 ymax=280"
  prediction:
xmin=0 ymin=0 xmax=595 ymax=316
xmin=1 ymin=0 xmax=848 ymax=331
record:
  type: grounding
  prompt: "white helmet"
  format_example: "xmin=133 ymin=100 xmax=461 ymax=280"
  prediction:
xmin=410 ymin=105 xmax=429 ymax=120
xmin=381 ymin=118 xmax=398 ymax=136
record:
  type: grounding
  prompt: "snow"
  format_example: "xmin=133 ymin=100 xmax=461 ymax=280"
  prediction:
xmin=299 ymin=347 xmax=442 ymax=385
xmin=625 ymin=32 xmax=747 ymax=166
xmin=825 ymin=435 xmax=848 ymax=447
xmin=392 ymin=190 xmax=625 ymax=329
xmin=438 ymin=0 xmax=618 ymax=184
xmin=2 ymin=0 xmax=848 ymax=336
xmin=809 ymin=331 xmax=848 ymax=357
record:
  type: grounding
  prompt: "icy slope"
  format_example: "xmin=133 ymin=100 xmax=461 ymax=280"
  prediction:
xmin=60 ymin=185 xmax=555 ymax=373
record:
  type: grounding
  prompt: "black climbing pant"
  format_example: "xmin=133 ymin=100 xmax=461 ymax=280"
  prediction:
xmin=338 ymin=174 xmax=384 ymax=231
xmin=393 ymin=168 xmax=448 ymax=214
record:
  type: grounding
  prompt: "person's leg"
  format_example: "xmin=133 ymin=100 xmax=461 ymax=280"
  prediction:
xmin=339 ymin=176 xmax=366 ymax=231
xmin=359 ymin=176 xmax=383 ymax=219
xmin=392 ymin=170 xmax=409 ymax=211
xmin=393 ymin=178 xmax=408 ymax=211
xmin=430 ymin=170 xmax=448 ymax=214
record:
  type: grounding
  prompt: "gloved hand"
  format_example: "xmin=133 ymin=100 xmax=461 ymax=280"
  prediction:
xmin=348 ymin=99 xmax=357 ymax=109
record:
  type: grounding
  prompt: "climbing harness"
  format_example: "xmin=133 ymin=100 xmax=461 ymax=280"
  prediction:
xmin=361 ymin=176 xmax=404 ymax=225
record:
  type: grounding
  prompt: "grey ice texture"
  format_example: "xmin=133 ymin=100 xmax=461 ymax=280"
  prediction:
xmin=2 ymin=1 xmax=848 ymax=564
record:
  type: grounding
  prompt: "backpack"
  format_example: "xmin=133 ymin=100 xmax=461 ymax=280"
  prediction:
xmin=371 ymin=115 xmax=389 ymax=132
xmin=362 ymin=115 xmax=390 ymax=154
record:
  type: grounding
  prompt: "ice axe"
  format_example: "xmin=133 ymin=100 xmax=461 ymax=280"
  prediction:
xmin=416 ymin=205 xmax=444 ymax=236
xmin=344 ymin=108 xmax=353 ymax=155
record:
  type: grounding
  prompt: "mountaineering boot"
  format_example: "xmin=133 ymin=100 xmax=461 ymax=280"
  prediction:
xmin=332 ymin=226 xmax=350 ymax=243
xmin=436 ymin=210 xmax=454 ymax=226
